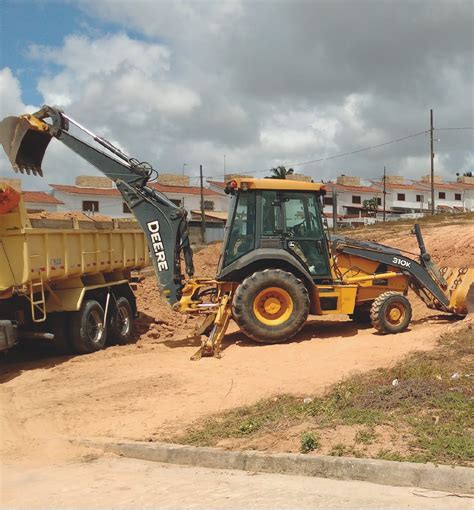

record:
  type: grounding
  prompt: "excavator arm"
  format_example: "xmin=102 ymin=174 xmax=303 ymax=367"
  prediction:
xmin=0 ymin=106 xmax=194 ymax=305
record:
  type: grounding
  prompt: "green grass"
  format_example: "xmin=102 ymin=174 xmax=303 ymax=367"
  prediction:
xmin=300 ymin=432 xmax=320 ymax=453
xmin=169 ymin=328 xmax=474 ymax=466
xmin=355 ymin=428 xmax=377 ymax=445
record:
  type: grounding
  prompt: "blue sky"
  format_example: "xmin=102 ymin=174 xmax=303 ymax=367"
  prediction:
xmin=0 ymin=0 xmax=148 ymax=105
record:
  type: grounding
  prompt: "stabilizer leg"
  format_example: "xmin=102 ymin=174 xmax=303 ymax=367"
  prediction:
xmin=191 ymin=295 xmax=231 ymax=360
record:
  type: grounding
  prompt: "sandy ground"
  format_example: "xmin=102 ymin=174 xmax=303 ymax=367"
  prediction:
xmin=0 ymin=223 xmax=473 ymax=468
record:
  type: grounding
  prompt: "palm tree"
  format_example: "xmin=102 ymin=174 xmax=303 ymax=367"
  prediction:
xmin=269 ymin=166 xmax=294 ymax=179
xmin=363 ymin=196 xmax=379 ymax=216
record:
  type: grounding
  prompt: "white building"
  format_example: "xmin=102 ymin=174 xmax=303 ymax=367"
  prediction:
xmin=370 ymin=177 xmax=430 ymax=214
xmin=22 ymin=191 xmax=64 ymax=212
xmin=322 ymin=176 xmax=382 ymax=220
xmin=415 ymin=176 xmax=468 ymax=213
xmin=50 ymin=177 xmax=229 ymax=218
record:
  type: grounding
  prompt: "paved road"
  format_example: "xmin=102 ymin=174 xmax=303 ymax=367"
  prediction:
xmin=1 ymin=455 xmax=471 ymax=509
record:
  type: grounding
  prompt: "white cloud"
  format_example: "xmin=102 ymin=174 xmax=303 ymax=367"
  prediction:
xmin=2 ymin=1 xmax=473 ymax=191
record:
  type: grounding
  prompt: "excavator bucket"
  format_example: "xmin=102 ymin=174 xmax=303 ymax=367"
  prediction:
xmin=440 ymin=267 xmax=474 ymax=316
xmin=0 ymin=115 xmax=52 ymax=176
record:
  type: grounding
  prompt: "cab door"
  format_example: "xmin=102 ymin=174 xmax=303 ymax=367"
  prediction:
xmin=281 ymin=192 xmax=331 ymax=279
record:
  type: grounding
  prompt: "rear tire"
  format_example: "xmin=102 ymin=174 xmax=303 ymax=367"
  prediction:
xmin=70 ymin=300 xmax=106 ymax=354
xmin=109 ymin=297 xmax=133 ymax=345
xmin=232 ymin=269 xmax=309 ymax=343
xmin=370 ymin=292 xmax=412 ymax=334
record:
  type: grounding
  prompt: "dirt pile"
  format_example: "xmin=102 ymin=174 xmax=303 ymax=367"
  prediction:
xmin=381 ymin=224 xmax=474 ymax=267
xmin=134 ymin=243 xmax=222 ymax=342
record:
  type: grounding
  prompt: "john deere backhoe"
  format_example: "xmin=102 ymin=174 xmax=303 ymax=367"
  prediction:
xmin=1 ymin=106 xmax=472 ymax=359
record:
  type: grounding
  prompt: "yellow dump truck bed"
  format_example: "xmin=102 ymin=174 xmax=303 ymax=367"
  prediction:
xmin=0 ymin=209 xmax=149 ymax=298
xmin=0 ymin=190 xmax=150 ymax=353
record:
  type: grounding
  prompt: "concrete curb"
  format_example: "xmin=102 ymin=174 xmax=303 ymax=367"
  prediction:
xmin=80 ymin=439 xmax=473 ymax=494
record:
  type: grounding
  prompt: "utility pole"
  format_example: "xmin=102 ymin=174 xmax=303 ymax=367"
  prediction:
xmin=430 ymin=109 xmax=435 ymax=215
xmin=200 ymin=164 xmax=206 ymax=244
xmin=224 ymin=154 xmax=226 ymax=180
xmin=332 ymin=182 xmax=337 ymax=233
xmin=382 ymin=165 xmax=386 ymax=222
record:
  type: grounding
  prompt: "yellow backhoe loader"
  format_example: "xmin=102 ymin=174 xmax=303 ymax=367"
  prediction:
xmin=1 ymin=106 xmax=472 ymax=359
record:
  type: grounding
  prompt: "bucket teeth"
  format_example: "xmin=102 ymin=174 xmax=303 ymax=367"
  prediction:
xmin=13 ymin=165 xmax=43 ymax=177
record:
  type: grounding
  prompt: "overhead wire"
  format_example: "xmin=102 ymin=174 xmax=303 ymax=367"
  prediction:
xmin=172 ymin=126 xmax=472 ymax=182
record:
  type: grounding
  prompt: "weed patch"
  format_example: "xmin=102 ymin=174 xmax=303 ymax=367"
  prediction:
xmin=170 ymin=327 xmax=473 ymax=466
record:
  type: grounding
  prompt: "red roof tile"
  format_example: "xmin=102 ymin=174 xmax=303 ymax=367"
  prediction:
xmin=50 ymin=183 xmax=220 ymax=197
xmin=207 ymin=180 xmax=226 ymax=189
xmin=327 ymin=183 xmax=381 ymax=194
xmin=150 ymin=183 xmax=220 ymax=196
xmin=370 ymin=181 xmax=425 ymax=191
xmin=415 ymin=181 xmax=463 ymax=190
xmin=22 ymin=191 xmax=64 ymax=204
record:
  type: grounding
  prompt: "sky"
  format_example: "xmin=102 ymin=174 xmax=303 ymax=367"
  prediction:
xmin=0 ymin=0 xmax=473 ymax=191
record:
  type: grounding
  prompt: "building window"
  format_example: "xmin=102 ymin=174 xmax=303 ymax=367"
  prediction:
xmin=170 ymin=199 xmax=182 ymax=207
xmin=323 ymin=196 xmax=333 ymax=206
xmin=376 ymin=197 xmax=382 ymax=206
xmin=82 ymin=200 xmax=99 ymax=212
xmin=439 ymin=192 xmax=446 ymax=200
xmin=352 ymin=195 xmax=361 ymax=204
xmin=123 ymin=202 xmax=131 ymax=213
xmin=416 ymin=195 xmax=422 ymax=202
xmin=397 ymin=193 xmax=405 ymax=201
xmin=204 ymin=200 xmax=215 ymax=211
xmin=455 ymin=193 xmax=462 ymax=201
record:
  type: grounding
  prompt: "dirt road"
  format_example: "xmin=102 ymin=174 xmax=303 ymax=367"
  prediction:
xmin=0 ymin=223 xmax=472 ymax=465
xmin=2 ymin=456 xmax=469 ymax=509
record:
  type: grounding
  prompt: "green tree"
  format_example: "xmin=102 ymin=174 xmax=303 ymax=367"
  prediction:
xmin=363 ymin=196 xmax=379 ymax=216
xmin=269 ymin=166 xmax=294 ymax=179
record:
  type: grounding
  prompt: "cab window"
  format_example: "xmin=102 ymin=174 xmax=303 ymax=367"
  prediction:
xmin=224 ymin=192 xmax=256 ymax=266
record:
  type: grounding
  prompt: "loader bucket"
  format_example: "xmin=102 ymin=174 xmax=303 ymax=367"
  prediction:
xmin=440 ymin=267 xmax=474 ymax=316
xmin=0 ymin=115 xmax=52 ymax=176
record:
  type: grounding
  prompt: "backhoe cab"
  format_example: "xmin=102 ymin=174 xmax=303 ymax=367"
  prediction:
xmin=1 ymin=107 xmax=472 ymax=361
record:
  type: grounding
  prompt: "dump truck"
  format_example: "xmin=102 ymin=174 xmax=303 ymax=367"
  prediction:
xmin=0 ymin=106 xmax=472 ymax=360
xmin=0 ymin=182 xmax=148 ymax=353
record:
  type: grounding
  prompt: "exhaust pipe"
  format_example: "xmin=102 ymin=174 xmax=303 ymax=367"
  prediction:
xmin=0 ymin=114 xmax=53 ymax=176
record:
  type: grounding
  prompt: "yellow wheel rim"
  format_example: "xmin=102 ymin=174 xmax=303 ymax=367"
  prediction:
xmin=386 ymin=303 xmax=405 ymax=325
xmin=253 ymin=287 xmax=293 ymax=326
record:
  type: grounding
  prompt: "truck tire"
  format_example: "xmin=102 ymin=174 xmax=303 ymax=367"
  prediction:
xmin=232 ymin=269 xmax=309 ymax=343
xmin=370 ymin=292 xmax=412 ymax=334
xmin=70 ymin=299 xmax=107 ymax=354
xmin=49 ymin=312 xmax=74 ymax=354
xmin=109 ymin=296 xmax=133 ymax=345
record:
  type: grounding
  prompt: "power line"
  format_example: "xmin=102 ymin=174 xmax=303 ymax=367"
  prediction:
xmin=211 ymin=129 xmax=430 ymax=179
xmin=435 ymin=127 xmax=474 ymax=131
xmin=169 ymin=125 xmax=471 ymax=182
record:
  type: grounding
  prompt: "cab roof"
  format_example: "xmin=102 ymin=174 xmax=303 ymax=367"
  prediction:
xmin=227 ymin=178 xmax=326 ymax=192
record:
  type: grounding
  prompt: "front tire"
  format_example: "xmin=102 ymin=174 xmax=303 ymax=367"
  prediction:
xmin=70 ymin=299 xmax=107 ymax=354
xmin=232 ymin=269 xmax=309 ymax=343
xmin=370 ymin=292 xmax=412 ymax=334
